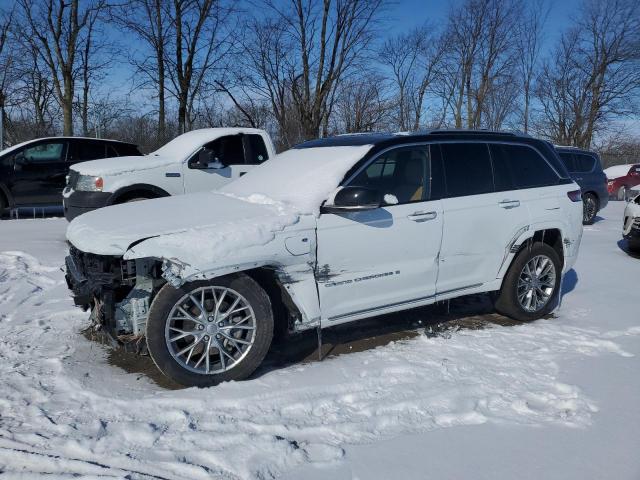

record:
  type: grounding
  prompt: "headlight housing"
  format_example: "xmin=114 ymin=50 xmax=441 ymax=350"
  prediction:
xmin=76 ymin=174 xmax=103 ymax=192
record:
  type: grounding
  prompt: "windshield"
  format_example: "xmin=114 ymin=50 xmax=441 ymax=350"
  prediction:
xmin=220 ymin=145 xmax=372 ymax=214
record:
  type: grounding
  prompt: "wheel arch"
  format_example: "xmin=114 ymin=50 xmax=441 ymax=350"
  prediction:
xmin=108 ymin=184 xmax=171 ymax=204
xmin=514 ymin=228 xmax=565 ymax=270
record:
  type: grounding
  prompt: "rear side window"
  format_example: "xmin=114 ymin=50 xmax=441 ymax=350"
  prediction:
xmin=245 ymin=134 xmax=269 ymax=164
xmin=558 ymin=152 xmax=575 ymax=172
xmin=111 ymin=143 xmax=142 ymax=156
xmin=491 ymin=144 xmax=558 ymax=190
xmin=574 ymin=154 xmax=595 ymax=172
xmin=439 ymin=143 xmax=494 ymax=197
xmin=70 ymin=140 xmax=105 ymax=162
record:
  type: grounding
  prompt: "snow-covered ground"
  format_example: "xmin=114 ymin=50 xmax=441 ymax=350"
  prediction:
xmin=0 ymin=202 xmax=638 ymax=479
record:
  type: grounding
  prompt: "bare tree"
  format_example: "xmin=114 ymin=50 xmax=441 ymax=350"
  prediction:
xmin=515 ymin=0 xmax=548 ymax=133
xmin=0 ymin=6 xmax=15 ymax=148
xmin=536 ymin=0 xmax=640 ymax=147
xmin=18 ymin=0 xmax=107 ymax=135
xmin=165 ymin=0 xmax=235 ymax=133
xmin=332 ymin=74 xmax=389 ymax=133
xmin=381 ymin=25 xmax=442 ymax=131
xmin=113 ymin=0 xmax=170 ymax=141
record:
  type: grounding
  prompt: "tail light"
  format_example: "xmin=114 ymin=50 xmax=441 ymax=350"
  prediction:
xmin=567 ymin=190 xmax=582 ymax=202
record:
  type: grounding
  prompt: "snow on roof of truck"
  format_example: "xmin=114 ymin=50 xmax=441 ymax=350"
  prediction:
xmin=152 ymin=127 xmax=266 ymax=158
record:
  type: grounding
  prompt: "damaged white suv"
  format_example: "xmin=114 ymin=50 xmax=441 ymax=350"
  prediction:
xmin=65 ymin=131 xmax=583 ymax=387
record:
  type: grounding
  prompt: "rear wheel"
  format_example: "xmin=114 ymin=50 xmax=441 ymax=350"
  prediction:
xmin=494 ymin=243 xmax=561 ymax=322
xmin=146 ymin=274 xmax=274 ymax=387
xmin=582 ymin=193 xmax=598 ymax=224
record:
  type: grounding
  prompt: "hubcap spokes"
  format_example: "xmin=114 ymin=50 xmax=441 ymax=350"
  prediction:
xmin=583 ymin=197 xmax=596 ymax=222
xmin=517 ymin=255 xmax=556 ymax=312
xmin=166 ymin=286 xmax=256 ymax=375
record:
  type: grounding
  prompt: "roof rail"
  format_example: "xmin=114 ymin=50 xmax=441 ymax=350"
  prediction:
xmin=420 ymin=129 xmax=530 ymax=138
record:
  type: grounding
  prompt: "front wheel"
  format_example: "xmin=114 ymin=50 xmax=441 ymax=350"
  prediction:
xmin=146 ymin=274 xmax=274 ymax=387
xmin=582 ymin=193 xmax=598 ymax=224
xmin=494 ymin=243 xmax=561 ymax=322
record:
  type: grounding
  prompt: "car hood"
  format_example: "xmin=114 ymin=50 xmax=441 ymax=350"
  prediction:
xmin=71 ymin=154 xmax=180 ymax=177
xmin=66 ymin=192 xmax=299 ymax=257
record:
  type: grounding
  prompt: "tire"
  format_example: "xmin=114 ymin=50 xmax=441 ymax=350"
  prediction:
xmin=582 ymin=193 xmax=598 ymax=225
xmin=617 ymin=186 xmax=627 ymax=201
xmin=494 ymin=242 xmax=562 ymax=322
xmin=146 ymin=273 xmax=274 ymax=388
xmin=629 ymin=239 xmax=640 ymax=254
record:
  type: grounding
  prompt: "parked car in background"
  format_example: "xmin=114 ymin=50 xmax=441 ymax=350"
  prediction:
xmin=623 ymin=194 xmax=640 ymax=253
xmin=65 ymin=130 xmax=583 ymax=387
xmin=555 ymin=146 xmax=608 ymax=224
xmin=604 ymin=163 xmax=640 ymax=201
xmin=63 ymin=128 xmax=276 ymax=221
xmin=0 ymin=137 xmax=140 ymax=216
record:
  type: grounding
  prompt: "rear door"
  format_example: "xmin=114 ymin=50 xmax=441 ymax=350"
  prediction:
xmin=316 ymin=144 xmax=444 ymax=323
xmin=435 ymin=142 xmax=532 ymax=295
xmin=10 ymin=140 xmax=68 ymax=205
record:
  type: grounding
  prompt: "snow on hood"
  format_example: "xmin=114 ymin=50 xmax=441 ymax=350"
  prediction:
xmin=66 ymin=192 xmax=295 ymax=257
xmin=67 ymin=144 xmax=372 ymax=265
xmin=220 ymin=145 xmax=372 ymax=215
xmin=71 ymin=154 xmax=175 ymax=176
xmin=604 ymin=164 xmax=633 ymax=180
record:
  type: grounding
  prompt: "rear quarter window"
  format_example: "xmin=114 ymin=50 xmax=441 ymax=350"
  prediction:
xmin=490 ymin=144 xmax=559 ymax=190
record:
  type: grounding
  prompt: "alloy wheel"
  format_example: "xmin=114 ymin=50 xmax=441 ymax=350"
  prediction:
xmin=165 ymin=286 xmax=257 ymax=375
xmin=517 ymin=255 xmax=557 ymax=313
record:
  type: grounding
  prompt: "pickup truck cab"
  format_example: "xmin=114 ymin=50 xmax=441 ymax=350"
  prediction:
xmin=63 ymin=128 xmax=275 ymax=221
xmin=65 ymin=130 xmax=583 ymax=387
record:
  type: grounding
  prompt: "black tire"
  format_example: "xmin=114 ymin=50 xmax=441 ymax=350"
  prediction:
xmin=146 ymin=273 xmax=274 ymax=388
xmin=582 ymin=193 xmax=598 ymax=225
xmin=494 ymin=242 xmax=562 ymax=322
xmin=628 ymin=239 xmax=640 ymax=254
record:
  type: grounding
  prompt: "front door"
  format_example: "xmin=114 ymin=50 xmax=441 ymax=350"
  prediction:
xmin=316 ymin=145 xmax=444 ymax=324
xmin=182 ymin=134 xmax=254 ymax=193
xmin=10 ymin=140 xmax=68 ymax=205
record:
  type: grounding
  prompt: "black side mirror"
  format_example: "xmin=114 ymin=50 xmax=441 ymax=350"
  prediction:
xmin=322 ymin=186 xmax=381 ymax=213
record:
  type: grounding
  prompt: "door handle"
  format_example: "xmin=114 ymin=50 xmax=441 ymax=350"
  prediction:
xmin=499 ymin=200 xmax=520 ymax=209
xmin=408 ymin=210 xmax=438 ymax=221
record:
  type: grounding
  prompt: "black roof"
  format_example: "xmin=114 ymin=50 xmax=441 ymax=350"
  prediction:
xmin=294 ymin=130 xmax=532 ymax=149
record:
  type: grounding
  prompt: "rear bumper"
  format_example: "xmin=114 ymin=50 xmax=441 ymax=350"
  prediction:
xmin=63 ymin=189 xmax=112 ymax=221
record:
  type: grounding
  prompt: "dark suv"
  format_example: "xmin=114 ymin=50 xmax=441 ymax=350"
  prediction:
xmin=0 ymin=137 xmax=140 ymax=215
xmin=555 ymin=146 xmax=608 ymax=224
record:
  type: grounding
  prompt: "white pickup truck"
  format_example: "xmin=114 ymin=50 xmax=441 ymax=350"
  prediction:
xmin=63 ymin=128 xmax=276 ymax=221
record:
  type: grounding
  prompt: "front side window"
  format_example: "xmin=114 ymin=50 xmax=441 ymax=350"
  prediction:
xmin=491 ymin=143 xmax=559 ymax=190
xmin=20 ymin=142 xmax=65 ymax=164
xmin=558 ymin=152 xmax=575 ymax=172
xmin=439 ymin=142 xmax=493 ymax=197
xmin=193 ymin=135 xmax=245 ymax=167
xmin=349 ymin=146 xmax=430 ymax=204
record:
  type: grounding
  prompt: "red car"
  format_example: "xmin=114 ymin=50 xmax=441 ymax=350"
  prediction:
xmin=605 ymin=164 xmax=640 ymax=200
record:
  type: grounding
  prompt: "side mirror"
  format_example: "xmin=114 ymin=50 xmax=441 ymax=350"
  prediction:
xmin=194 ymin=149 xmax=224 ymax=169
xmin=322 ymin=186 xmax=381 ymax=213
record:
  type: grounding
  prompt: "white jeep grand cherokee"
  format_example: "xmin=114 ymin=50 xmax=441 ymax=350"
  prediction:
xmin=65 ymin=130 xmax=583 ymax=387
xmin=63 ymin=127 xmax=275 ymax=221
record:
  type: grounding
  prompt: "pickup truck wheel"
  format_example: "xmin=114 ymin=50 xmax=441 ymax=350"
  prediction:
xmin=146 ymin=274 xmax=274 ymax=388
xmin=582 ymin=193 xmax=598 ymax=225
xmin=494 ymin=243 xmax=561 ymax=322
